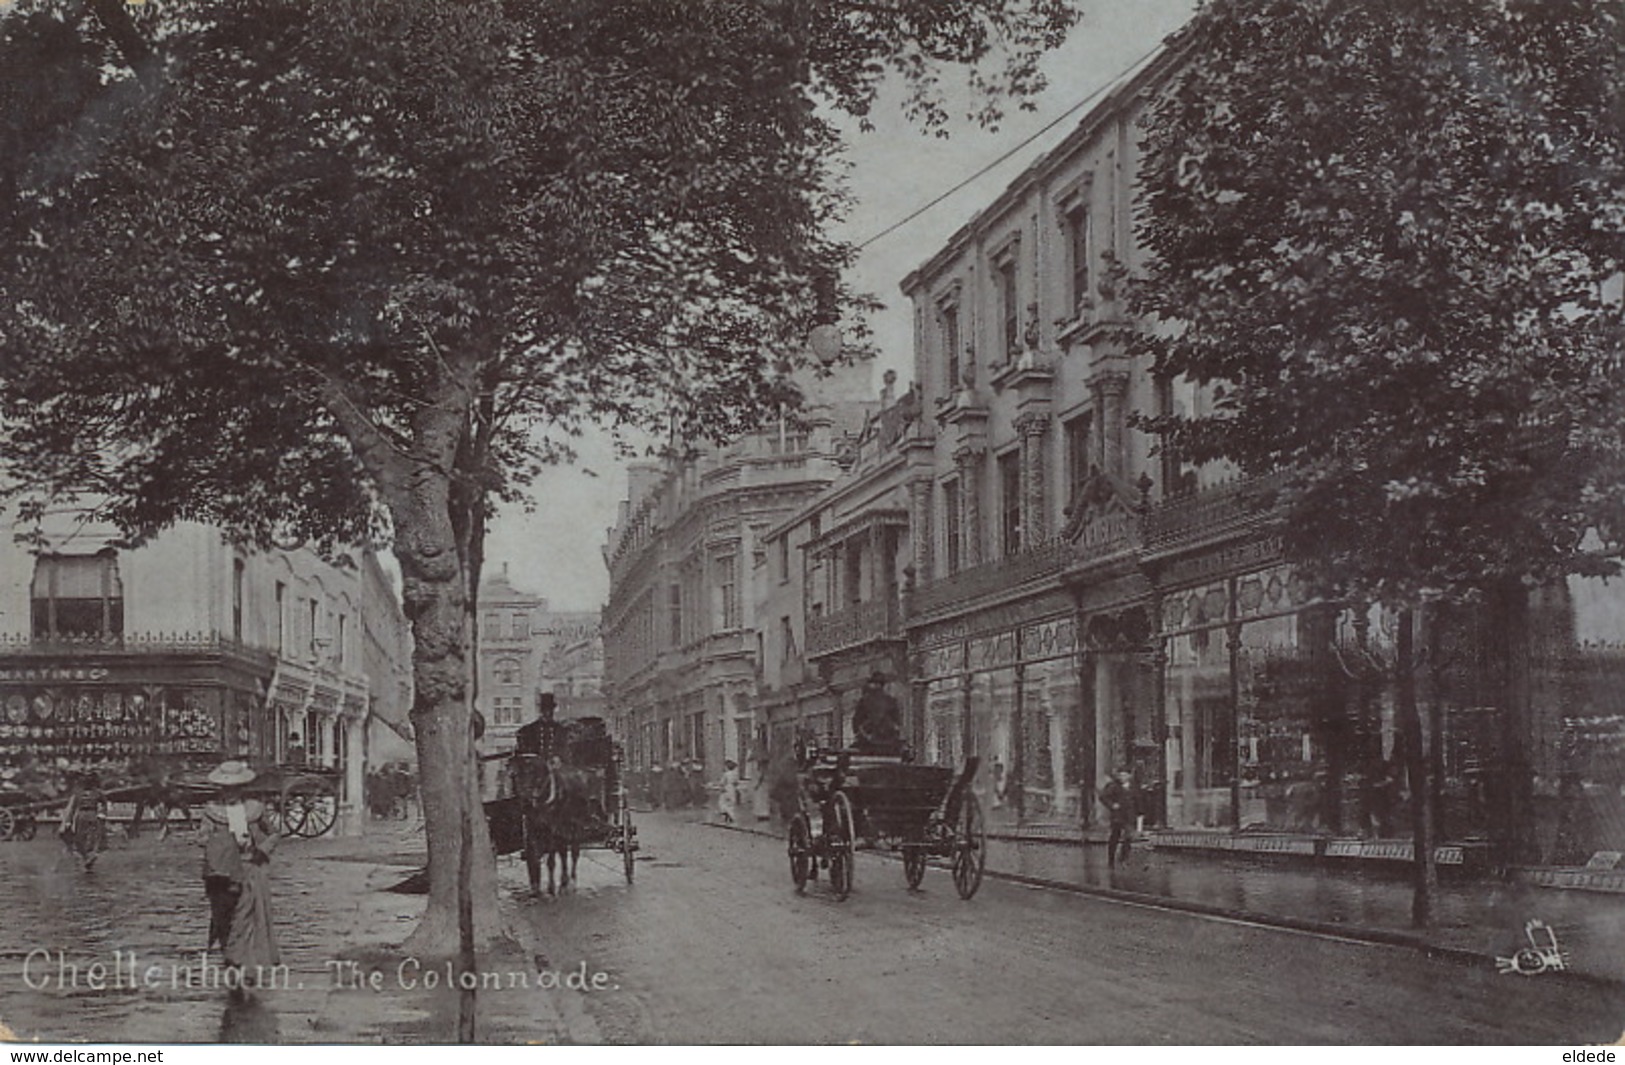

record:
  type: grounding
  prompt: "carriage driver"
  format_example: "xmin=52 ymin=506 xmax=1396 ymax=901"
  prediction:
xmin=850 ymin=672 xmax=903 ymax=755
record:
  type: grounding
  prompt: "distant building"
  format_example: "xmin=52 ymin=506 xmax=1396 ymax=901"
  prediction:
xmin=473 ymin=563 xmax=603 ymax=764
xmin=755 ymin=370 xmax=918 ymax=761
xmin=0 ymin=507 xmax=409 ymax=835
xmin=535 ymin=611 xmax=604 ymax=722
xmin=360 ymin=553 xmax=415 ymax=772
xmin=602 ymin=365 xmax=878 ymax=785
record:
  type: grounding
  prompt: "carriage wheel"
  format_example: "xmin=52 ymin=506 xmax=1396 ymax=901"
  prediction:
xmin=264 ymin=797 xmax=299 ymax=836
xmin=290 ymin=790 xmax=338 ymax=838
xmin=0 ymin=806 xmax=14 ymax=842
xmin=951 ymin=791 xmax=986 ymax=900
xmin=788 ymin=813 xmax=813 ymax=893
xmin=902 ymin=846 xmax=927 ymax=890
xmin=827 ymin=792 xmax=855 ymax=901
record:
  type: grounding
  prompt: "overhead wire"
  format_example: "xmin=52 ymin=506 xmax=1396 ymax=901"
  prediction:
xmin=850 ymin=41 xmax=1165 ymax=252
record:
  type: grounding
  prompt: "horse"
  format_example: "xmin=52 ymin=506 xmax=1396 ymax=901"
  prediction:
xmin=511 ymin=755 xmax=595 ymax=896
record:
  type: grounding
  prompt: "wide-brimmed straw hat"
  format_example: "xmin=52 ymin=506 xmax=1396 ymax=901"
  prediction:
xmin=207 ymin=760 xmax=256 ymax=787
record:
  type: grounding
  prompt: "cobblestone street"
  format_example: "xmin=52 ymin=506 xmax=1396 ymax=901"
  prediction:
xmin=1 ymin=813 xmax=1622 ymax=1044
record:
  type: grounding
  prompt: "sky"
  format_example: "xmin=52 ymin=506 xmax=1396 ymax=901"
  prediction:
xmin=478 ymin=0 xmax=1198 ymax=613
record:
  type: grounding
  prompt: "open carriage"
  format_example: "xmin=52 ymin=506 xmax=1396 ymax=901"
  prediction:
xmin=483 ymin=715 xmax=637 ymax=884
xmin=0 ymin=761 xmax=342 ymax=842
xmin=787 ymin=748 xmax=986 ymax=901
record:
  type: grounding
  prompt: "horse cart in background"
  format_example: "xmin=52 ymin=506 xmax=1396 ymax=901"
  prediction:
xmin=484 ymin=715 xmax=637 ymax=891
xmin=0 ymin=782 xmax=41 ymax=841
xmin=0 ymin=761 xmax=341 ymax=842
xmin=787 ymin=749 xmax=986 ymax=901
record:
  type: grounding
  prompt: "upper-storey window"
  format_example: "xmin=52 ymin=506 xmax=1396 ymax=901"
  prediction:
xmin=1064 ymin=411 xmax=1094 ymax=504
xmin=32 ymin=551 xmax=123 ymax=640
xmin=942 ymin=478 xmax=962 ymax=575
xmin=998 ymin=450 xmax=1022 ymax=556
xmin=938 ymin=299 xmax=961 ymax=394
xmin=994 ymin=254 xmax=1020 ymax=360
xmin=1066 ymin=200 xmax=1092 ymax=315
xmin=714 ymin=554 xmax=739 ymax=630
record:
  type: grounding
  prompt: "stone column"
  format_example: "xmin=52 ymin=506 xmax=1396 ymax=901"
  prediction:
xmin=868 ymin=522 xmax=883 ymax=603
xmin=1015 ymin=411 xmax=1051 ymax=544
xmin=954 ymin=445 xmax=984 ymax=567
xmin=1076 ymin=606 xmax=1097 ymax=827
xmin=1148 ymin=591 xmax=1170 ymax=829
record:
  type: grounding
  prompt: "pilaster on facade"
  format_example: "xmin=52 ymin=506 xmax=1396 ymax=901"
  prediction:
xmin=1088 ymin=369 xmax=1131 ymax=480
xmin=951 ymin=442 xmax=986 ymax=569
xmin=1015 ymin=410 xmax=1052 ymax=546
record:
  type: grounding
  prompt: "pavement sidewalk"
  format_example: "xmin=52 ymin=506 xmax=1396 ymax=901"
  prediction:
xmin=255 ymin=820 xmax=602 ymax=1045
xmin=698 ymin=809 xmax=1625 ymax=987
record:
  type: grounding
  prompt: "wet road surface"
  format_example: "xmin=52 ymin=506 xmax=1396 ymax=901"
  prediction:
xmin=3 ymin=814 xmax=1622 ymax=1044
xmin=517 ymin=812 xmax=1625 ymax=1044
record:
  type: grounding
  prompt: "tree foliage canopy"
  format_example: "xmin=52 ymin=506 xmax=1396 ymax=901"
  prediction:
xmin=0 ymin=0 xmax=1075 ymax=552
xmin=1131 ymin=0 xmax=1625 ymax=605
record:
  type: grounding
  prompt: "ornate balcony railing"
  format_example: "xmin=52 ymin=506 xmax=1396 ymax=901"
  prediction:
xmin=909 ymin=539 xmax=1073 ymax=620
xmin=806 ymin=596 xmax=902 ymax=659
xmin=1143 ymin=470 xmax=1288 ymax=552
xmin=0 ymin=631 xmax=265 ymax=656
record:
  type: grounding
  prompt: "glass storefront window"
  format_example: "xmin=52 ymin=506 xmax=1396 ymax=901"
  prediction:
xmin=925 ymin=678 xmax=961 ymax=769
xmin=969 ymin=668 xmax=1019 ymax=828
xmin=1020 ymin=656 xmax=1079 ymax=819
xmin=1163 ymin=581 xmax=1230 ymax=827
xmin=1236 ymin=611 xmax=1311 ymax=830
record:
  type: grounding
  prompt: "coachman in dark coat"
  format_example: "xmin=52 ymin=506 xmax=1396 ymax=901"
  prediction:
xmin=851 ymin=672 xmax=903 ymax=755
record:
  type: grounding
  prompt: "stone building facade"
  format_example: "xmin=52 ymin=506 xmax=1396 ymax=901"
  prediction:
xmin=0 ymin=506 xmax=409 ymax=834
xmin=602 ymin=371 xmax=877 ymax=789
xmin=886 ymin=45 xmax=1625 ymax=861
xmin=756 ymin=373 xmax=917 ymax=762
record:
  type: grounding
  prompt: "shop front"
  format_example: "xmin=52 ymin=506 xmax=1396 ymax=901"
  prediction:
xmin=910 ymin=592 xmax=1083 ymax=830
xmin=0 ymin=647 xmax=275 ymax=788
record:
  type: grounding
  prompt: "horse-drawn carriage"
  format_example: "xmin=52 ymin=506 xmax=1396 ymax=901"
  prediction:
xmin=787 ymin=748 xmax=986 ymax=901
xmin=0 ymin=783 xmax=41 ymax=841
xmin=0 ymin=761 xmax=342 ymax=842
xmin=484 ymin=715 xmax=637 ymax=894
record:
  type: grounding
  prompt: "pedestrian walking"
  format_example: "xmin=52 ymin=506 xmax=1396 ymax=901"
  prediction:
xmin=1099 ymin=768 xmax=1137 ymax=867
xmin=717 ymin=760 xmax=740 ymax=825
xmin=58 ymin=772 xmax=105 ymax=871
xmin=200 ymin=761 xmax=281 ymax=995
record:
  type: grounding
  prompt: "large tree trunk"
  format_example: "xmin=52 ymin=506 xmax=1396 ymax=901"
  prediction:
xmin=390 ymin=471 xmax=506 ymax=958
xmin=1396 ymin=608 xmax=1437 ymax=927
xmin=322 ymin=366 xmax=508 ymax=962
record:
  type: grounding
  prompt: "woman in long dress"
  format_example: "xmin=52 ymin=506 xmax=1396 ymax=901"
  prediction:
xmin=717 ymin=760 xmax=740 ymax=825
xmin=201 ymin=762 xmax=280 ymax=992
xmin=58 ymin=773 xmax=105 ymax=870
